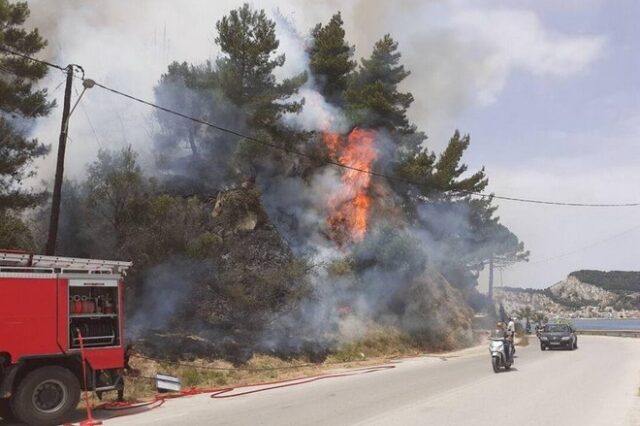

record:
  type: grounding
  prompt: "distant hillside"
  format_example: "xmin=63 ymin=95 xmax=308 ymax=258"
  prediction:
xmin=495 ymin=270 xmax=640 ymax=318
xmin=570 ymin=270 xmax=640 ymax=292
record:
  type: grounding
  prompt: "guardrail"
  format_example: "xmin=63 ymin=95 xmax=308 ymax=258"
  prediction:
xmin=575 ymin=330 xmax=640 ymax=338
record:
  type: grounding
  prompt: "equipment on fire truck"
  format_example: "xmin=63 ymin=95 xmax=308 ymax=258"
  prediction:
xmin=0 ymin=250 xmax=131 ymax=426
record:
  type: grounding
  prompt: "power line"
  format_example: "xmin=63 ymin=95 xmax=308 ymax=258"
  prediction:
xmin=0 ymin=45 xmax=67 ymax=72
xmin=83 ymin=80 xmax=640 ymax=207
xmin=73 ymin=86 xmax=103 ymax=149
xmin=3 ymin=44 xmax=640 ymax=208
xmin=526 ymin=224 xmax=640 ymax=265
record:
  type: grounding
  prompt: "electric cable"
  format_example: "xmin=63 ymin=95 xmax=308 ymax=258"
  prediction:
xmin=74 ymin=86 xmax=103 ymax=148
xmin=525 ymin=223 xmax=640 ymax=265
xmin=88 ymin=79 xmax=640 ymax=207
xmin=2 ymin=44 xmax=639 ymax=208
xmin=0 ymin=44 xmax=66 ymax=72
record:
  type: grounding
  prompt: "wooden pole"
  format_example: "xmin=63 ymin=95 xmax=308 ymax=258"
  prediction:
xmin=45 ymin=65 xmax=73 ymax=255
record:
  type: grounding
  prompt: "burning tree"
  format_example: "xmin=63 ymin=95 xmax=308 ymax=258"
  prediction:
xmin=20 ymin=4 xmax=529 ymax=359
xmin=322 ymin=128 xmax=377 ymax=245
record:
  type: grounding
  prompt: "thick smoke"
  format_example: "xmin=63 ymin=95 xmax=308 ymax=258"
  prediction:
xmin=26 ymin=0 xmax=602 ymax=179
xmin=127 ymin=258 xmax=216 ymax=340
xmin=20 ymin=1 xmax=604 ymax=355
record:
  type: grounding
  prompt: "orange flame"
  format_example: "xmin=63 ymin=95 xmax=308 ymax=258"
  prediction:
xmin=322 ymin=128 xmax=378 ymax=245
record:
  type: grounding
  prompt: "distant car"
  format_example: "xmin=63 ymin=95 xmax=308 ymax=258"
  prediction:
xmin=539 ymin=323 xmax=578 ymax=351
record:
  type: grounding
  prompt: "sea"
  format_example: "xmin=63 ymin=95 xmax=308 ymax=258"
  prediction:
xmin=570 ymin=319 xmax=640 ymax=331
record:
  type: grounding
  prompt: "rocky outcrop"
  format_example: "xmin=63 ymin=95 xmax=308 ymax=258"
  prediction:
xmin=494 ymin=288 xmax=562 ymax=315
xmin=495 ymin=271 xmax=640 ymax=319
xmin=549 ymin=275 xmax=617 ymax=307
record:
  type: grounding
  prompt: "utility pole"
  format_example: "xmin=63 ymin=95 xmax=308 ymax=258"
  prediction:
xmin=45 ymin=65 xmax=74 ymax=255
xmin=488 ymin=254 xmax=494 ymax=301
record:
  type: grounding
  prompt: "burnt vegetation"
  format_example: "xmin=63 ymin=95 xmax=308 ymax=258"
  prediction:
xmin=1 ymin=3 xmax=528 ymax=363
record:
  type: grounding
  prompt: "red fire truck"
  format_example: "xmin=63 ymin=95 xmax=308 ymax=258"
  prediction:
xmin=0 ymin=250 xmax=131 ymax=425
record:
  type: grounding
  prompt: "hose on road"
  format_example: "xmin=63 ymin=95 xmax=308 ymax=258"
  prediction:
xmin=93 ymin=364 xmax=395 ymax=421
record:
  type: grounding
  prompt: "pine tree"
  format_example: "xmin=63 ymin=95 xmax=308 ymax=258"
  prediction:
xmin=395 ymin=130 xmax=528 ymax=290
xmin=153 ymin=4 xmax=308 ymax=186
xmin=308 ymin=13 xmax=355 ymax=106
xmin=345 ymin=34 xmax=414 ymax=132
xmin=0 ymin=0 xmax=52 ymax=212
xmin=0 ymin=1 xmax=52 ymax=249
xmin=395 ymin=131 xmax=487 ymax=207
xmin=215 ymin=3 xmax=306 ymax=131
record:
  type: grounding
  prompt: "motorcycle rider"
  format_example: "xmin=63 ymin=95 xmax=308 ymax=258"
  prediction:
xmin=507 ymin=317 xmax=518 ymax=353
xmin=493 ymin=321 xmax=513 ymax=362
xmin=507 ymin=317 xmax=516 ymax=340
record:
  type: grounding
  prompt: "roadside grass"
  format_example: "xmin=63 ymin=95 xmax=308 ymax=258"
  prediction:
xmin=327 ymin=327 xmax=419 ymax=363
xmin=516 ymin=332 xmax=530 ymax=347
xmin=102 ymin=327 xmax=479 ymax=404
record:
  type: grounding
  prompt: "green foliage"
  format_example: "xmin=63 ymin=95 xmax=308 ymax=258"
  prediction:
xmin=308 ymin=13 xmax=355 ymax=105
xmin=353 ymin=225 xmax=426 ymax=279
xmin=570 ymin=270 xmax=640 ymax=292
xmin=181 ymin=368 xmax=202 ymax=387
xmin=0 ymin=0 xmax=52 ymax=117
xmin=393 ymin=131 xmax=528 ymax=291
xmin=186 ymin=232 xmax=223 ymax=259
xmin=0 ymin=0 xmax=51 ymax=211
xmin=84 ymin=146 xmax=147 ymax=255
xmin=0 ymin=118 xmax=49 ymax=210
xmin=153 ymin=3 xmax=307 ymax=187
xmin=218 ymin=258 xmax=313 ymax=329
xmin=345 ymin=34 xmax=413 ymax=132
xmin=0 ymin=211 xmax=33 ymax=249
xmin=216 ymin=3 xmax=306 ymax=122
xmin=215 ymin=4 xmax=307 ymax=176
xmin=395 ymin=131 xmax=488 ymax=202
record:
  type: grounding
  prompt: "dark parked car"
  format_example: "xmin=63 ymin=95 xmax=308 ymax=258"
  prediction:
xmin=539 ymin=323 xmax=578 ymax=351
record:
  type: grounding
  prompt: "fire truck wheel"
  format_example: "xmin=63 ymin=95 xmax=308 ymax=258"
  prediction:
xmin=0 ymin=397 xmax=16 ymax=421
xmin=10 ymin=366 xmax=81 ymax=426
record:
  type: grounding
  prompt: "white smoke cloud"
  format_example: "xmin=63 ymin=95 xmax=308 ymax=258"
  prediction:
xmin=22 ymin=0 xmax=603 ymax=179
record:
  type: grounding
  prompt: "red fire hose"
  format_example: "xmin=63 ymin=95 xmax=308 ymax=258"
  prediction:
xmin=93 ymin=364 xmax=395 ymax=421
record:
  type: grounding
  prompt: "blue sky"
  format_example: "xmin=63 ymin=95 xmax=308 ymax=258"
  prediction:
xmin=451 ymin=1 xmax=640 ymax=288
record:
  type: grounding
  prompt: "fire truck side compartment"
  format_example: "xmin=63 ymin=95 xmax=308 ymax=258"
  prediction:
xmin=0 ymin=273 xmax=125 ymax=392
xmin=0 ymin=275 xmax=60 ymax=361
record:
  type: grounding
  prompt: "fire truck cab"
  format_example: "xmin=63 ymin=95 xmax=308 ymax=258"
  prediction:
xmin=0 ymin=250 xmax=131 ymax=426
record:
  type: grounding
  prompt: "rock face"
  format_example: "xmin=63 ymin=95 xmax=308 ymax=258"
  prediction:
xmin=495 ymin=288 xmax=562 ymax=315
xmin=549 ymin=275 xmax=617 ymax=307
xmin=496 ymin=270 xmax=640 ymax=319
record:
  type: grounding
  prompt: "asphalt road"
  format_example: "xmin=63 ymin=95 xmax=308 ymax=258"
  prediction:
xmin=3 ymin=336 xmax=640 ymax=426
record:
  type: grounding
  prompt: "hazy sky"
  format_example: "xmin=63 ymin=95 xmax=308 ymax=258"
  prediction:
xmin=24 ymin=0 xmax=640 ymax=289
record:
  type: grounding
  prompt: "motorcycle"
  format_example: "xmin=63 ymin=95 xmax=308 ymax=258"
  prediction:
xmin=489 ymin=337 xmax=514 ymax=373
